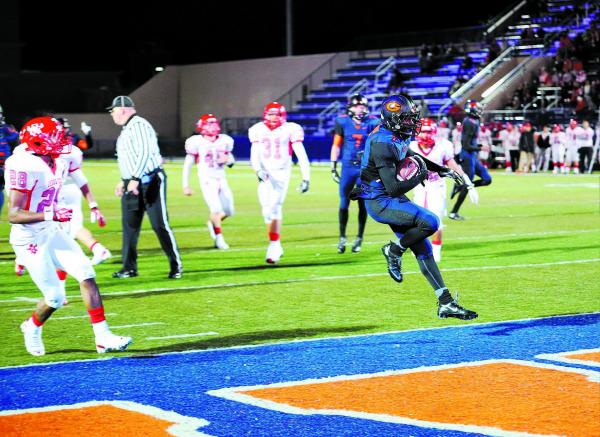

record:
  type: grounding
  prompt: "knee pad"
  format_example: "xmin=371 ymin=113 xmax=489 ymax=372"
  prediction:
xmin=44 ymin=286 xmax=66 ymax=309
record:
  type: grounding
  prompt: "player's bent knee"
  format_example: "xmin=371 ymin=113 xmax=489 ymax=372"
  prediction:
xmin=44 ymin=288 xmax=66 ymax=309
xmin=411 ymin=239 xmax=433 ymax=260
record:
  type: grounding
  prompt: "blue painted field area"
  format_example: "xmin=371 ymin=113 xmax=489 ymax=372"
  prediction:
xmin=1 ymin=313 xmax=599 ymax=436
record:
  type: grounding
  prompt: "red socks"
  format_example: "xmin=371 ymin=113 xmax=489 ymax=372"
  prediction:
xmin=88 ymin=306 xmax=106 ymax=324
xmin=31 ymin=313 xmax=44 ymax=327
xmin=214 ymin=227 xmax=222 ymax=235
xmin=269 ymin=232 xmax=280 ymax=242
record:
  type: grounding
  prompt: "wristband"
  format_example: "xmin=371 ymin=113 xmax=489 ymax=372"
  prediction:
xmin=89 ymin=202 xmax=98 ymax=210
xmin=44 ymin=210 xmax=53 ymax=221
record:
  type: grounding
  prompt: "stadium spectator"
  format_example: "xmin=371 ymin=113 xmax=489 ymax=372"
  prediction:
xmin=108 ymin=95 xmax=183 ymax=279
xmin=0 ymin=104 xmax=18 ymax=216
xmin=182 ymin=114 xmax=235 ymax=250
xmin=517 ymin=122 xmax=536 ymax=173
xmin=578 ymin=120 xmax=595 ymax=172
xmin=354 ymin=94 xmax=478 ymax=320
xmin=6 ymin=116 xmax=132 ymax=356
xmin=386 ymin=65 xmax=406 ymax=95
xmin=249 ymin=102 xmax=310 ymax=264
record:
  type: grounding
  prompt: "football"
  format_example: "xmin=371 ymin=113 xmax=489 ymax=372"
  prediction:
xmin=396 ymin=156 xmax=421 ymax=181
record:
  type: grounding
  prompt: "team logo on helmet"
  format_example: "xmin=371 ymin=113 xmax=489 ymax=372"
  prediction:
xmin=385 ymin=101 xmax=401 ymax=112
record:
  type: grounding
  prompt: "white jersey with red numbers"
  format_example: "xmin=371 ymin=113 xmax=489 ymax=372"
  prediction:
xmin=576 ymin=127 xmax=594 ymax=148
xmin=498 ymin=129 xmax=520 ymax=151
xmin=409 ymin=139 xmax=454 ymax=221
xmin=478 ymin=127 xmax=493 ymax=147
xmin=184 ymin=134 xmax=234 ymax=177
xmin=60 ymin=146 xmax=84 ymax=186
xmin=5 ymin=149 xmax=68 ymax=245
xmin=565 ymin=126 xmax=581 ymax=149
xmin=248 ymin=121 xmax=304 ymax=171
xmin=550 ymin=132 xmax=567 ymax=162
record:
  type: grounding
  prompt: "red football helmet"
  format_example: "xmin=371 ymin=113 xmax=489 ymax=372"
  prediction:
xmin=438 ymin=119 xmax=448 ymax=128
xmin=569 ymin=119 xmax=578 ymax=128
xmin=19 ymin=116 xmax=71 ymax=156
xmin=417 ymin=118 xmax=436 ymax=147
xmin=552 ymin=124 xmax=562 ymax=133
xmin=263 ymin=102 xmax=286 ymax=129
xmin=195 ymin=113 xmax=221 ymax=137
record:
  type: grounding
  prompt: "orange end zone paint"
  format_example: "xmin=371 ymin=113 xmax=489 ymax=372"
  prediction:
xmin=564 ymin=351 xmax=600 ymax=364
xmin=242 ymin=362 xmax=600 ymax=436
xmin=0 ymin=405 xmax=175 ymax=437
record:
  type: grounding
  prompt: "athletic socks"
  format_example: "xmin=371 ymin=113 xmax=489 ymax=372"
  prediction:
xmin=339 ymin=208 xmax=349 ymax=237
xmin=269 ymin=232 xmax=280 ymax=242
xmin=417 ymin=255 xmax=447 ymax=292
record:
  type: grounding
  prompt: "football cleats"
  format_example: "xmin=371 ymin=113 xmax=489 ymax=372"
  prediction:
xmin=263 ymin=102 xmax=286 ymax=130
xmin=380 ymin=94 xmax=421 ymax=138
xmin=19 ymin=116 xmax=71 ymax=156
xmin=464 ymin=100 xmax=482 ymax=119
xmin=195 ymin=113 xmax=221 ymax=137
xmin=417 ymin=118 xmax=436 ymax=147
xmin=347 ymin=93 xmax=369 ymax=121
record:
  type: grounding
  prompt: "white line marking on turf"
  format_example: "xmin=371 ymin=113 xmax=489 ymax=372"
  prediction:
xmin=1 ymin=258 xmax=598 ymax=304
xmin=145 ymin=332 xmax=218 ymax=340
xmin=536 ymin=348 xmax=600 ymax=368
xmin=1 ymin=312 xmax=598 ymax=370
xmin=111 ymin=322 xmax=165 ymax=329
xmin=0 ymin=400 xmax=213 ymax=437
xmin=208 ymin=359 xmax=599 ymax=437
xmin=50 ymin=313 xmax=116 ymax=320
xmin=0 ymin=228 xmax=596 ymax=255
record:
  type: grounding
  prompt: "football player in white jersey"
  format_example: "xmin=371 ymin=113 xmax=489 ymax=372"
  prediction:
xmin=451 ymin=121 xmax=462 ymax=156
xmin=249 ymin=102 xmax=310 ymax=263
xmin=550 ymin=124 xmax=567 ymax=174
xmin=478 ymin=123 xmax=493 ymax=168
xmin=5 ymin=117 xmax=132 ymax=357
xmin=57 ymin=135 xmax=111 ymax=264
xmin=183 ymin=114 xmax=235 ymax=250
xmin=564 ymin=119 xmax=582 ymax=174
xmin=498 ymin=122 xmax=520 ymax=172
xmin=410 ymin=119 xmax=478 ymax=262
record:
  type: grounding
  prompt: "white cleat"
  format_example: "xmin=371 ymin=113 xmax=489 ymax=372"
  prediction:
xmin=266 ymin=241 xmax=283 ymax=264
xmin=91 ymin=248 xmax=112 ymax=266
xmin=207 ymin=221 xmax=216 ymax=240
xmin=215 ymin=234 xmax=230 ymax=250
xmin=20 ymin=321 xmax=45 ymax=356
xmin=95 ymin=332 xmax=133 ymax=354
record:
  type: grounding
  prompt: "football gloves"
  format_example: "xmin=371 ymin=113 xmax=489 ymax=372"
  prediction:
xmin=256 ymin=170 xmax=268 ymax=182
xmin=439 ymin=167 xmax=465 ymax=186
xmin=53 ymin=208 xmax=73 ymax=222
xmin=81 ymin=121 xmax=92 ymax=135
xmin=331 ymin=161 xmax=340 ymax=184
xmin=462 ymin=174 xmax=479 ymax=205
xmin=90 ymin=207 xmax=106 ymax=227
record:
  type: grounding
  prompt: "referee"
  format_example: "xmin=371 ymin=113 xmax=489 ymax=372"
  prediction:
xmin=108 ymin=95 xmax=183 ymax=279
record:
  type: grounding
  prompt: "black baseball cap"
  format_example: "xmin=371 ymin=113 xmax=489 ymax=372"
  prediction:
xmin=106 ymin=95 xmax=135 ymax=111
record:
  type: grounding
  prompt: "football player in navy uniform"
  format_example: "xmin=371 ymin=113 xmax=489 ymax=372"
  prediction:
xmin=448 ymin=100 xmax=492 ymax=220
xmin=330 ymin=94 xmax=379 ymax=253
xmin=355 ymin=94 xmax=478 ymax=320
xmin=0 ymin=104 xmax=19 ymax=215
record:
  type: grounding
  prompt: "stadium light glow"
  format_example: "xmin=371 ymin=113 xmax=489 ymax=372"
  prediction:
xmin=155 ymin=66 xmax=164 ymax=72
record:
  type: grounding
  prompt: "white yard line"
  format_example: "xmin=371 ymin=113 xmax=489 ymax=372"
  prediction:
xmin=111 ymin=322 xmax=165 ymax=329
xmin=145 ymin=332 xmax=218 ymax=340
xmin=50 ymin=313 xmax=117 ymax=320
xmin=1 ymin=258 xmax=598 ymax=305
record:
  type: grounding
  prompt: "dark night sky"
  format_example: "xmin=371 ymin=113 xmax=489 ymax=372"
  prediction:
xmin=19 ymin=0 xmax=510 ymax=73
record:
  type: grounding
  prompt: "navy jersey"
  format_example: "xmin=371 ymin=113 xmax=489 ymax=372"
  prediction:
xmin=334 ymin=114 xmax=380 ymax=163
xmin=461 ymin=116 xmax=480 ymax=152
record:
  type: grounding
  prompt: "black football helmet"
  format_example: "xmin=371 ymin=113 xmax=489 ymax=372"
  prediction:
xmin=380 ymin=94 xmax=421 ymax=138
xmin=464 ymin=100 xmax=482 ymax=119
xmin=347 ymin=93 xmax=369 ymax=120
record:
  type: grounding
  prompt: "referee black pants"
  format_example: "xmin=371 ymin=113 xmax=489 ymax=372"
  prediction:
xmin=121 ymin=169 xmax=182 ymax=273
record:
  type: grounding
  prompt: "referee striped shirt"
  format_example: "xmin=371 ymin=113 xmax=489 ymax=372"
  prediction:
xmin=116 ymin=114 xmax=163 ymax=180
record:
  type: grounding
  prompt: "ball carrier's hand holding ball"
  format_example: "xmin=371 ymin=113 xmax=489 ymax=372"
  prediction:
xmin=396 ymin=155 xmax=428 ymax=185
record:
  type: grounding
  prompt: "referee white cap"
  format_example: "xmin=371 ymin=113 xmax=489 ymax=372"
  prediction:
xmin=106 ymin=95 xmax=135 ymax=111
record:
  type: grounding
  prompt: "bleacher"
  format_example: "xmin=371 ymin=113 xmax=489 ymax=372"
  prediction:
xmin=286 ymin=49 xmax=489 ymax=136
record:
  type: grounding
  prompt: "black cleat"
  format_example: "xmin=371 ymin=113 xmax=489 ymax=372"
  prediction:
xmin=448 ymin=212 xmax=465 ymax=221
xmin=381 ymin=243 xmax=404 ymax=283
xmin=112 ymin=269 xmax=138 ymax=279
xmin=438 ymin=300 xmax=478 ymax=320
xmin=168 ymin=268 xmax=183 ymax=279
xmin=351 ymin=237 xmax=363 ymax=253
xmin=337 ymin=237 xmax=347 ymax=254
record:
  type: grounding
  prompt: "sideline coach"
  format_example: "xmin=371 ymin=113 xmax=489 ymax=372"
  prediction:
xmin=108 ymin=95 xmax=183 ymax=279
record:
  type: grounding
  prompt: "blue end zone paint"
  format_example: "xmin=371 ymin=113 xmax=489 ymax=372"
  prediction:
xmin=1 ymin=313 xmax=599 ymax=436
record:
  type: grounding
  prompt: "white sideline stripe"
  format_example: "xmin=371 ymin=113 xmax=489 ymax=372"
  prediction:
xmin=1 ymin=258 xmax=598 ymax=304
xmin=111 ymin=322 xmax=164 ymax=329
xmin=536 ymin=348 xmax=600 ymax=368
xmin=208 ymin=359 xmax=599 ymax=437
xmin=51 ymin=313 xmax=116 ymax=320
xmin=0 ymin=400 xmax=213 ymax=437
xmin=0 ymin=227 xmax=596 ymax=253
xmin=145 ymin=332 xmax=218 ymax=340
xmin=1 ymin=312 xmax=598 ymax=370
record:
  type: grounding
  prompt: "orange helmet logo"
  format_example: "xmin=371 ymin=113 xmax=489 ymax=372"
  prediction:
xmin=385 ymin=101 xmax=401 ymax=112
